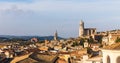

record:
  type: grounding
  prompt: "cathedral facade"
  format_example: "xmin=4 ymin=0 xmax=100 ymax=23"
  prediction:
xmin=79 ymin=20 xmax=96 ymax=38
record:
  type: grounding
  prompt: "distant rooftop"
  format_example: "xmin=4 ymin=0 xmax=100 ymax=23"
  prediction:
xmin=103 ymin=42 xmax=120 ymax=50
xmin=84 ymin=28 xmax=96 ymax=30
xmin=18 ymin=52 xmax=58 ymax=63
xmin=18 ymin=58 xmax=38 ymax=63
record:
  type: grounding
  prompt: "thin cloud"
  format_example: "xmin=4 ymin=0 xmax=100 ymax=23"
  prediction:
xmin=0 ymin=0 xmax=120 ymax=37
xmin=0 ymin=0 xmax=34 ymax=3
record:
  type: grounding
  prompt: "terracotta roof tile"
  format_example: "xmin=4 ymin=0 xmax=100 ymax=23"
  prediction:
xmin=103 ymin=42 xmax=120 ymax=50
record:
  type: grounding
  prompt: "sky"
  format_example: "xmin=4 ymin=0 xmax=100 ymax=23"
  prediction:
xmin=0 ymin=0 xmax=120 ymax=38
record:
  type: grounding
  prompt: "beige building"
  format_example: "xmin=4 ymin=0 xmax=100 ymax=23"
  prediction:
xmin=102 ymin=30 xmax=120 ymax=45
xmin=102 ymin=36 xmax=109 ymax=45
xmin=102 ymin=42 xmax=120 ymax=63
xmin=84 ymin=42 xmax=89 ymax=48
xmin=81 ymin=54 xmax=102 ymax=63
xmin=108 ymin=33 xmax=120 ymax=45
xmin=30 ymin=38 xmax=38 ymax=42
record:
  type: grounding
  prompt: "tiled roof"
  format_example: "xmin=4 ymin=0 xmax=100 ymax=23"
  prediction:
xmin=18 ymin=58 xmax=38 ymax=63
xmin=103 ymin=42 xmax=120 ymax=50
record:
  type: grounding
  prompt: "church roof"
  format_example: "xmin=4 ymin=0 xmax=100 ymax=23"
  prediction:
xmin=103 ymin=42 xmax=120 ymax=50
xmin=84 ymin=28 xmax=96 ymax=30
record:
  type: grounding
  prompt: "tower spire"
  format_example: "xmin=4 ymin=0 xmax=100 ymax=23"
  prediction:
xmin=79 ymin=20 xmax=84 ymax=37
xmin=54 ymin=30 xmax=58 ymax=40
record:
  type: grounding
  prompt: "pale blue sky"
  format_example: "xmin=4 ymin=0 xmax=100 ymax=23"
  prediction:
xmin=0 ymin=0 xmax=120 ymax=38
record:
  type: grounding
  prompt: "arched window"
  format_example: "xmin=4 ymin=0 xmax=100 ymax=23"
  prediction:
xmin=116 ymin=56 xmax=120 ymax=63
xmin=107 ymin=56 xmax=110 ymax=63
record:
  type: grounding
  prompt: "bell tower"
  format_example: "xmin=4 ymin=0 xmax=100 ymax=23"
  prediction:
xmin=54 ymin=30 xmax=58 ymax=40
xmin=79 ymin=20 xmax=84 ymax=37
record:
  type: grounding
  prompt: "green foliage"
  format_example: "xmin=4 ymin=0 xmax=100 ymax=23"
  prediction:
xmin=98 ymin=38 xmax=102 ymax=44
xmin=72 ymin=42 xmax=79 ymax=47
xmin=79 ymin=38 xmax=87 ymax=47
xmin=115 ymin=37 xmax=120 ymax=43
xmin=79 ymin=38 xmax=85 ymax=46
xmin=80 ymin=38 xmax=85 ymax=43
xmin=88 ymin=36 xmax=94 ymax=44
xmin=87 ymin=47 xmax=93 ymax=54
xmin=95 ymin=35 xmax=103 ymax=44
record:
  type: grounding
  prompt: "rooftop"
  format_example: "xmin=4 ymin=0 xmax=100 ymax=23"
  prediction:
xmin=85 ymin=28 xmax=96 ymax=30
xmin=20 ymin=52 xmax=58 ymax=63
xmin=103 ymin=42 xmax=120 ymax=50
xmin=18 ymin=58 xmax=38 ymax=63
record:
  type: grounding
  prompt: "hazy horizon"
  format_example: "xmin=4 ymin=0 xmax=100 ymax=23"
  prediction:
xmin=0 ymin=0 xmax=120 ymax=38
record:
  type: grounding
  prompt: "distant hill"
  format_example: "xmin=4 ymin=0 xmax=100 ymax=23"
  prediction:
xmin=0 ymin=35 xmax=64 ymax=41
xmin=0 ymin=37 xmax=9 ymax=40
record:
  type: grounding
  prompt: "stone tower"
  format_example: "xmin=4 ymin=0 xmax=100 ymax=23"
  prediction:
xmin=54 ymin=30 xmax=58 ymax=40
xmin=79 ymin=20 xmax=84 ymax=37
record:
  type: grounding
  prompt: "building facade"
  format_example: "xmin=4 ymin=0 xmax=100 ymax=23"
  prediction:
xmin=79 ymin=20 xmax=96 ymax=38
xmin=102 ymin=43 xmax=120 ymax=63
xmin=102 ymin=30 xmax=120 ymax=45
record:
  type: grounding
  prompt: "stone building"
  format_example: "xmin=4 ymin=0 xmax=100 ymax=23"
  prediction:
xmin=108 ymin=33 xmax=120 ymax=45
xmin=102 ymin=42 xmax=120 ymax=63
xmin=102 ymin=30 xmax=120 ymax=45
xmin=82 ymin=54 xmax=102 ymax=63
xmin=31 ymin=38 xmax=38 ymax=42
xmin=79 ymin=20 xmax=96 ymax=38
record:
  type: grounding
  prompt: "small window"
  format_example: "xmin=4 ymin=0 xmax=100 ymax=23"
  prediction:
xmin=92 ymin=61 xmax=96 ymax=63
xmin=116 ymin=56 xmax=120 ymax=63
xmin=107 ymin=56 xmax=110 ymax=63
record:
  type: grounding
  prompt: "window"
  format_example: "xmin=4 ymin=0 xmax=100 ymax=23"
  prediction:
xmin=107 ymin=56 xmax=110 ymax=63
xmin=116 ymin=56 xmax=120 ymax=63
